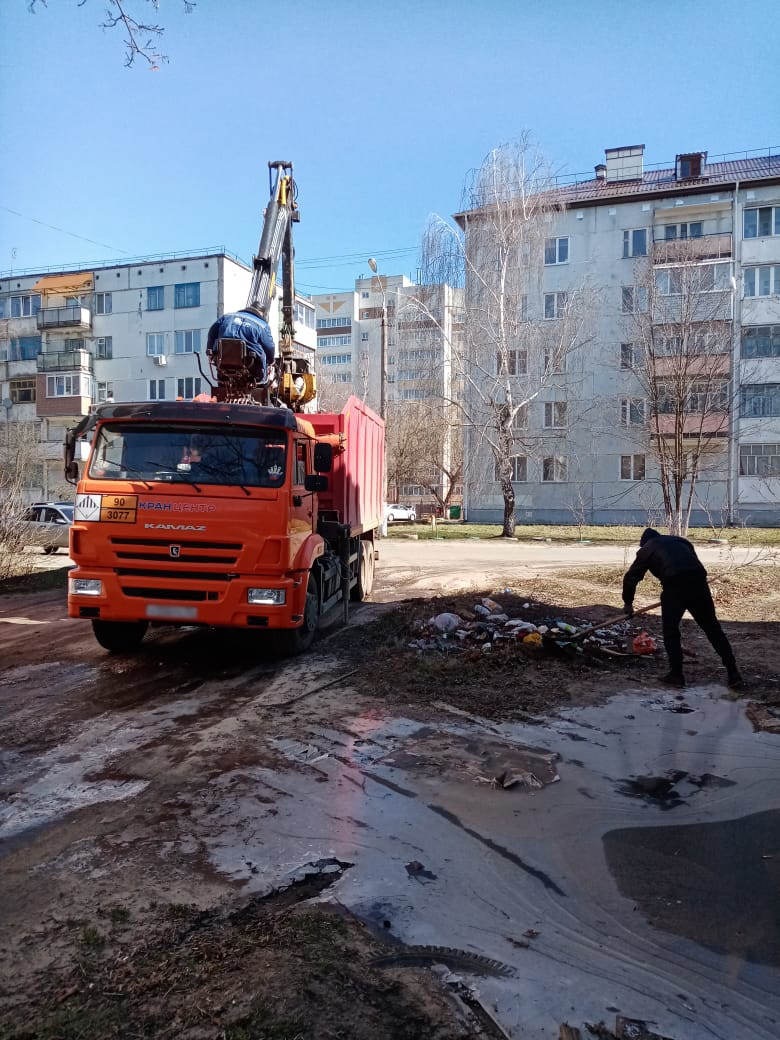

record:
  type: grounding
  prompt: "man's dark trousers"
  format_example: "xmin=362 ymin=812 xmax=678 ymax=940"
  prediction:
xmin=661 ymin=576 xmax=737 ymax=676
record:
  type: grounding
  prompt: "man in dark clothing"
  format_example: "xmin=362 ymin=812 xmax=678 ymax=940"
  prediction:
xmin=206 ymin=301 xmax=276 ymax=383
xmin=622 ymin=527 xmax=743 ymax=689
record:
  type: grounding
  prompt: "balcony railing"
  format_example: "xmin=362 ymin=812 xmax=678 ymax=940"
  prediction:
xmin=653 ymin=232 xmax=732 ymax=264
xmin=36 ymin=349 xmax=94 ymax=373
xmin=36 ymin=306 xmax=92 ymax=330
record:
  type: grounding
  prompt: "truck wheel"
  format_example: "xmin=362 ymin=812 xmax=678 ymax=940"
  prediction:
xmin=92 ymin=619 xmax=148 ymax=652
xmin=351 ymin=540 xmax=375 ymax=602
xmin=279 ymin=575 xmax=319 ymax=656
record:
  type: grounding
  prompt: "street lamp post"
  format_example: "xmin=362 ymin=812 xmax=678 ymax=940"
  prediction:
xmin=366 ymin=257 xmax=387 ymax=420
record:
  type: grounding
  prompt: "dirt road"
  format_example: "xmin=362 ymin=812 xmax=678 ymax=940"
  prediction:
xmin=1 ymin=543 xmax=779 ymax=1040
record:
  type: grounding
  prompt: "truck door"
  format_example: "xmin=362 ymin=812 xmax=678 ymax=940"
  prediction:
xmin=289 ymin=439 xmax=314 ymax=548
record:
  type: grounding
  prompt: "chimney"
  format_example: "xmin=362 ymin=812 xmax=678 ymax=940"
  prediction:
xmin=595 ymin=164 xmax=607 ymax=182
xmin=604 ymin=145 xmax=644 ymax=183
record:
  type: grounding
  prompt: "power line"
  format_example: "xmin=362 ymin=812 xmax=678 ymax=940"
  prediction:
xmin=0 ymin=206 xmax=130 ymax=254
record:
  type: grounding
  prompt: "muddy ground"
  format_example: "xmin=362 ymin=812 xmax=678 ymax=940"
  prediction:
xmin=1 ymin=547 xmax=779 ymax=1040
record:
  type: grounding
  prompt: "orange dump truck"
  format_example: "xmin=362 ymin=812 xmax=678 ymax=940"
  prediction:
xmin=65 ymin=395 xmax=383 ymax=654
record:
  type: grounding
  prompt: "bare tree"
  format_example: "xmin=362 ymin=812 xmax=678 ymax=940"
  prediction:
xmin=28 ymin=0 xmax=195 ymax=68
xmin=626 ymin=240 xmax=739 ymax=535
xmin=417 ymin=136 xmax=594 ymax=536
xmin=385 ymin=400 xmax=462 ymax=513
xmin=0 ymin=423 xmax=43 ymax=580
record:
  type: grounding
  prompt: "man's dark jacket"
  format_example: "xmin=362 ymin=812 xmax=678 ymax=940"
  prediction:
xmin=623 ymin=527 xmax=707 ymax=606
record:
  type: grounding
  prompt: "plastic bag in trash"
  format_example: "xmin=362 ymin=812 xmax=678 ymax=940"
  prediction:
xmin=522 ymin=631 xmax=543 ymax=647
xmin=632 ymin=630 xmax=657 ymax=655
xmin=430 ymin=612 xmax=462 ymax=634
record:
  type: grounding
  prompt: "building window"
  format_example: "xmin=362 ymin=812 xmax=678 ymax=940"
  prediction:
xmin=147 ymin=333 xmax=165 ymax=356
xmin=741 ymin=384 xmax=780 ymax=418
xmin=620 ymin=454 xmax=646 ymax=481
xmin=542 ymin=456 xmax=568 ymax=482
xmin=9 ymin=378 xmax=36 ymax=403
xmin=177 ymin=377 xmax=202 ymax=399
xmin=620 ymin=397 xmax=646 ymax=426
xmin=65 ymin=337 xmax=85 ymax=351
xmin=316 ymin=317 xmax=351 ymax=329
xmin=622 ymin=286 xmax=647 ymax=312
xmin=10 ymin=293 xmax=41 ymax=318
xmin=329 ymin=372 xmax=352 ymax=383
xmin=495 ymin=456 xmax=527 ymax=482
xmin=543 ymin=401 xmax=567 ymax=428
xmin=744 ymin=266 xmax=780 ymax=298
xmin=319 ymin=352 xmax=352 ymax=366
xmin=46 ymin=373 xmax=89 ymax=397
xmin=318 ymin=335 xmax=352 ymax=347
xmin=664 ymin=222 xmax=703 ymax=240
xmin=623 ymin=229 xmax=647 ymax=257
xmin=742 ymin=325 xmax=780 ymax=358
xmin=676 ymin=154 xmax=703 ymax=180
xmin=543 ymin=347 xmax=566 ymax=374
xmin=94 ymin=292 xmax=112 ymax=315
xmin=94 ymin=336 xmax=113 ymax=359
xmin=620 ymin=342 xmax=643 ymax=369
xmin=175 ymin=329 xmax=201 ymax=354
xmin=1 ymin=335 xmax=42 ymax=361
xmin=174 ymin=282 xmax=200 ymax=308
xmin=147 ymin=286 xmax=164 ymax=311
xmin=497 ymin=348 xmax=528 ymax=376
xmin=295 ymin=302 xmax=315 ymax=328
xmin=148 ymin=379 xmax=166 ymax=400
xmin=361 ymin=332 xmax=369 ymax=341
xmin=688 ymin=380 xmax=728 ymax=412
xmin=96 ymin=382 xmax=113 ymax=403
xmin=361 ymin=291 xmax=370 ymax=299
xmin=739 ymin=443 xmax=780 ymax=477
xmin=401 ymin=388 xmax=426 ymax=400
xmin=744 ymin=207 xmax=780 ymax=239
xmin=544 ymin=292 xmax=567 ymax=319
xmin=544 ymin=237 xmax=569 ymax=265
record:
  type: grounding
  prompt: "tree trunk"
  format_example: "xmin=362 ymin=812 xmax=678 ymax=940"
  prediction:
xmin=501 ymin=479 xmax=516 ymax=537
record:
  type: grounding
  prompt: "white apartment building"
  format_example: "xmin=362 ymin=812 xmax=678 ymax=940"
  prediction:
xmin=0 ymin=249 xmax=315 ymax=501
xmin=312 ymin=274 xmax=462 ymax=507
xmin=460 ymin=145 xmax=780 ymax=526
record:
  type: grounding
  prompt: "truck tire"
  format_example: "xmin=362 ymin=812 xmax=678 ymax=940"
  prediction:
xmin=92 ymin=619 xmax=148 ymax=652
xmin=279 ymin=575 xmax=319 ymax=656
xmin=351 ymin=540 xmax=375 ymax=602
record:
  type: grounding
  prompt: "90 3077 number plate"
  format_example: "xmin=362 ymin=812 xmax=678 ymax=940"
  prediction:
xmin=99 ymin=494 xmax=138 ymax=523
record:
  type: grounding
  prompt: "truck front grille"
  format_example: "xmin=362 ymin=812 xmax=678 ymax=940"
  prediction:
xmin=108 ymin=537 xmax=242 ymax=566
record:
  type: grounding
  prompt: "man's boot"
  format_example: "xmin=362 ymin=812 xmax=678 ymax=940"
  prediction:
xmin=661 ymin=671 xmax=686 ymax=688
xmin=727 ymin=667 xmax=744 ymax=690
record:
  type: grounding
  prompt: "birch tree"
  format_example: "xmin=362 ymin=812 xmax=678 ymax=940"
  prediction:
xmin=627 ymin=240 xmax=738 ymax=535
xmin=417 ymin=136 xmax=593 ymax=536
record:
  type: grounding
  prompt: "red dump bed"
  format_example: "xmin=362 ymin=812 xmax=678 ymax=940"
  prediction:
xmin=308 ymin=396 xmax=384 ymax=536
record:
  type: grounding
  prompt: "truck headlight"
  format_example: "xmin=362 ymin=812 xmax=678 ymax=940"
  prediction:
xmin=70 ymin=578 xmax=103 ymax=596
xmin=247 ymin=588 xmax=286 ymax=605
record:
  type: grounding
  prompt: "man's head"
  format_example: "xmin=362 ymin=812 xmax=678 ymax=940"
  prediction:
xmin=640 ymin=527 xmax=661 ymax=546
xmin=244 ymin=300 xmax=267 ymax=319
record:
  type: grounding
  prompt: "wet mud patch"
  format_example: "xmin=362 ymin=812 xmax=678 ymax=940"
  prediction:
xmin=603 ymin=808 xmax=780 ymax=966
xmin=616 ymin=770 xmax=736 ymax=810
xmin=1 ymin=882 xmax=479 ymax=1040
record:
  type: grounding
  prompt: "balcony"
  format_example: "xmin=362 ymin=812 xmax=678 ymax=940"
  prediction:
xmin=36 ymin=348 xmax=93 ymax=373
xmin=653 ymin=232 xmax=732 ymax=264
xmin=37 ymin=305 xmax=92 ymax=330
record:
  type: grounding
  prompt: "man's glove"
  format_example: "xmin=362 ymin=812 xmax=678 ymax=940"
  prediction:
xmin=623 ymin=603 xmax=634 ymax=618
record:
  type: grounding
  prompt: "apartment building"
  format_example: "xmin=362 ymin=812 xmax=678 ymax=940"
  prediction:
xmin=459 ymin=145 xmax=780 ymax=525
xmin=0 ymin=250 xmax=315 ymax=500
xmin=312 ymin=274 xmax=462 ymax=508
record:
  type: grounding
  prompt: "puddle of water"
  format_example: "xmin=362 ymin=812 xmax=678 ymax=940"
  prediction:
xmin=196 ymin=683 xmax=780 ymax=1040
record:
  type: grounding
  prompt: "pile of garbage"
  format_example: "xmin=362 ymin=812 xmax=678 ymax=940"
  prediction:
xmin=407 ymin=596 xmax=655 ymax=659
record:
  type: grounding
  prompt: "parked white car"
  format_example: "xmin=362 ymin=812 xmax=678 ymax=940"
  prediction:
xmin=384 ymin=503 xmax=416 ymax=523
xmin=21 ymin=502 xmax=74 ymax=554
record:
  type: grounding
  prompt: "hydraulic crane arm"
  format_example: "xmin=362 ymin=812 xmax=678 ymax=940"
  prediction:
xmin=248 ymin=160 xmax=299 ymax=317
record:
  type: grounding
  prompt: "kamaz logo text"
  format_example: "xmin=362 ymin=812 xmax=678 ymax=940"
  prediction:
xmin=144 ymin=523 xmax=207 ymax=532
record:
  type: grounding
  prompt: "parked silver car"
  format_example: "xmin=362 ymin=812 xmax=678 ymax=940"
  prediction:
xmin=21 ymin=502 xmax=74 ymax=554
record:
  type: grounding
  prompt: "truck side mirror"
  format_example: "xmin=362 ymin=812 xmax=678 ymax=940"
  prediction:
xmin=313 ymin=443 xmax=333 ymax=473
xmin=304 ymin=474 xmax=328 ymax=493
xmin=65 ymin=460 xmax=79 ymax=483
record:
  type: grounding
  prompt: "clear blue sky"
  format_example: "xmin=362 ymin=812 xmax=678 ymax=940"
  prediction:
xmin=0 ymin=0 xmax=777 ymax=294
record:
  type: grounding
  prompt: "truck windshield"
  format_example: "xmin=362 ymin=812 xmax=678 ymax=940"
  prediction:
xmin=88 ymin=423 xmax=287 ymax=488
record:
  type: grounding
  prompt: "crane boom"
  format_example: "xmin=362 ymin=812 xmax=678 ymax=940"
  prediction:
xmin=201 ymin=161 xmax=315 ymax=410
